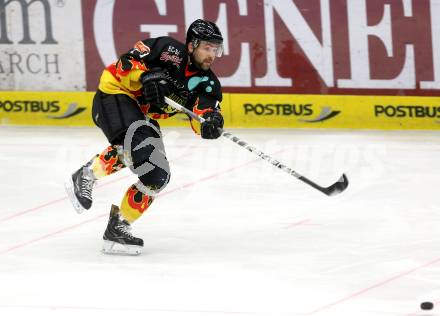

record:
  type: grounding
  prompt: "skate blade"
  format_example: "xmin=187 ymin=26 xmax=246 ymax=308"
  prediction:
xmin=102 ymin=240 xmax=143 ymax=256
xmin=64 ymin=176 xmax=86 ymax=214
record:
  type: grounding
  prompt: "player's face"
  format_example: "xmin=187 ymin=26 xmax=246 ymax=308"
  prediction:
xmin=189 ymin=41 xmax=222 ymax=71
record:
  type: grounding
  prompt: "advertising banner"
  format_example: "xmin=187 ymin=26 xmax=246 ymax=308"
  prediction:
xmin=0 ymin=0 xmax=85 ymax=91
xmin=2 ymin=91 xmax=439 ymax=130
xmin=0 ymin=91 xmax=211 ymax=128
xmin=82 ymin=0 xmax=440 ymax=96
xmin=0 ymin=91 xmax=93 ymax=126
xmin=228 ymin=93 xmax=440 ymax=129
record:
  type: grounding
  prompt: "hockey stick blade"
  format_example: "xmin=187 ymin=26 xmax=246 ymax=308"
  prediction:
xmin=299 ymin=173 xmax=348 ymax=196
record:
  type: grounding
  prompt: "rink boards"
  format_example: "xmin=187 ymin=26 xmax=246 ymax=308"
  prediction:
xmin=1 ymin=91 xmax=440 ymax=130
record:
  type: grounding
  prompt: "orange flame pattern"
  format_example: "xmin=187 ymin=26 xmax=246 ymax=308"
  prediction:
xmin=127 ymin=185 xmax=154 ymax=214
xmin=120 ymin=184 xmax=155 ymax=223
xmin=98 ymin=145 xmax=125 ymax=176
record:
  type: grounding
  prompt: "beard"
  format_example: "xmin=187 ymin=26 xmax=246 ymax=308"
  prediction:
xmin=190 ymin=53 xmax=212 ymax=71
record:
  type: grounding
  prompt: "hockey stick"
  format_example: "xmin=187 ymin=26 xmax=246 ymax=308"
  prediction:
xmin=164 ymin=97 xmax=348 ymax=196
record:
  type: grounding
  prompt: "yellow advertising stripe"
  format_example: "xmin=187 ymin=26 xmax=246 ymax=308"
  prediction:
xmin=226 ymin=93 xmax=440 ymax=130
xmin=1 ymin=91 xmax=440 ymax=130
xmin=0 ymin=91 xmax=192 ymax=128
xmin=0 ymin=91 xmax=95 ymax=126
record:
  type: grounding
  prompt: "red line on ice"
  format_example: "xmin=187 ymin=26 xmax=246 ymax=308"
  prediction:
xmin=0 ymin=216 xmax=107 ymax=255
xmin=0 ymin=174 xmax=131 ymax=223
xmin=0 ymin=152 xmax=281 ymax=255
xmin=0 ymin=151 xmax=195 ymax=223
xmin=284 ymin=219 xmax=312 ymax=229
xmin=307 ymin=257 xmax=440 ymax=314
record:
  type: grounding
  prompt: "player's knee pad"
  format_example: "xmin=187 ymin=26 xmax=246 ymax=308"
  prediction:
xmin=128 ymin=123 xmax=171 ymax=195
xmin=137 ymin=166 xmax=171 ymax=195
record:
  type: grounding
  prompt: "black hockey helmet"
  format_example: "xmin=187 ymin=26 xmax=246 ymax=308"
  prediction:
xmin=186 ymin=19 xmax=223 ymax=44
xmin=186 ymin=19 xmax=224 ymax=56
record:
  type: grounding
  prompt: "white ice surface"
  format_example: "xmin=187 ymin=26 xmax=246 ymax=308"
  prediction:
xmin=1 ymin=125 xmax=440 ymax=316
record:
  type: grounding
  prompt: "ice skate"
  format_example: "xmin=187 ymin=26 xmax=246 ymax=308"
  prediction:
xmin=102 ymin=205 xmax=143 ymax=255
xmin=65 ymin=160 xmax=96 ymax=213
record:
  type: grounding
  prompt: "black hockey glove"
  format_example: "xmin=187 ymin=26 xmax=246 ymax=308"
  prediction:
xmin=201 ymin=111 xmax=224 ymax=139
xmin=140 ymin=68 xmax=171 ymax=109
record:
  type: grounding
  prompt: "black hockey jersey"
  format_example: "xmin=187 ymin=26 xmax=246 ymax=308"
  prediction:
xmin=98 ymin=36 xmax=222 ymax=131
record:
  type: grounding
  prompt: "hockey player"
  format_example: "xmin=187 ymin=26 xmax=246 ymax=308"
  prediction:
xmin=65 ymin=19 xmax=224 ymax=255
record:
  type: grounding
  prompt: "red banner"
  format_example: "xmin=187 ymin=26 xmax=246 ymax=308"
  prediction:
xmin=82 ymin=0 xmax=440 ymax=96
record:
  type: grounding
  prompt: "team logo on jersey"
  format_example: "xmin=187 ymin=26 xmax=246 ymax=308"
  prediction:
xmin=160 ymin=52 xmax=183 ymax=68
xmin=134 ymin=41 xmax=151 ymax=58
xmin=168 ymin=45 xmax=180 ymax=55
